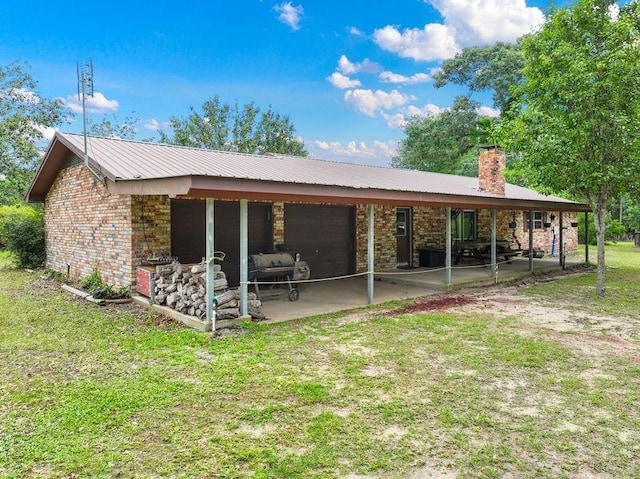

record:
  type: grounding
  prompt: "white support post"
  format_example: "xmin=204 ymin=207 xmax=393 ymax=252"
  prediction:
xmin=205 ymin=198 xmax=215 ymax=329
xmin=491 ymin=209 xmax=497 ymax=279
xmin=367 ymin=204 xmax=375 ymax=305
xmin=239 ymin=199 xmax=248 ymax=317
xmin=445 ymin=207 xmax=452 ymax=287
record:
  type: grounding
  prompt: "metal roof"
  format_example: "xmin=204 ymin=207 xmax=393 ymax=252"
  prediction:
xmin=26 ymin=132 xmax=590 ymax=212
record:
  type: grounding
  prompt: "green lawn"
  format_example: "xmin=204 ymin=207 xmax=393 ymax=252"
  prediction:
xmin=1 ymin=245 xmax=639 ymax=478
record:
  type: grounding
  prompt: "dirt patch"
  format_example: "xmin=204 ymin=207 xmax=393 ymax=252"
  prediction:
xmin=385 ymin=295 xmax=477 ymax=315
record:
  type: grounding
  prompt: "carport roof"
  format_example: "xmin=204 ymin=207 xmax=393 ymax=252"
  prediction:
xmin=27 ymin=132 xmax=590 ymax=212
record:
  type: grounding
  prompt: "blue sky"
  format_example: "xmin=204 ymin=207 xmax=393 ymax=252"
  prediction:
xmin=1 ymin=0 xmax=567 ymax=166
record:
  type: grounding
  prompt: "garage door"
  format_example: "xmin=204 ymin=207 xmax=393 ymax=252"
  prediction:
xmin=171 ymin=200 xmax=272 ymax=286
xmin=284 ymin=204 xmax=355 ymax=279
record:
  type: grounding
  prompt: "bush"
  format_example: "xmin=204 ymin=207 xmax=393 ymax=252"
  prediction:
xmin=0 ymin=205 xmax=45 ymax=268
xmin=578 ymin=212 xmax=627 ymax=245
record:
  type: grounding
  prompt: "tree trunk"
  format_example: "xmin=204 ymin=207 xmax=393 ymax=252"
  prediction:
xmin=593 ymin=195 xmax=607 ymax=297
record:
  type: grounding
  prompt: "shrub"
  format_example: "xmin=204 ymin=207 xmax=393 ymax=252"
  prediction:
xmin=0 ymin=205 xmax=45 ymax=268
xmin=79 ymin=268 xmax=103 ymax=291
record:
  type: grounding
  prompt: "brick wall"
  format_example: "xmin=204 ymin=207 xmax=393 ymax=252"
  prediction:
xmin=45 ymin=163 xmax=133 ymax=287
xmin=272 ymin=202 xmax=285 ymax=248
xmin=131 ymin=195 xmax=171 ymax=281
xmin=353 ymin=205 xmax=579 ymax=272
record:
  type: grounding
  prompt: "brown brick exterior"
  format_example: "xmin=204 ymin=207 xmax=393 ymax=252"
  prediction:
xmin=272 ymin=202 xmax=285 ymax=248
xmin=44 ymin=165 xmax=579 ymax=287
xmin=478 ymin=148 xmax=506 ymax=196
xmin=45 ymin=163 xmax=171 ymax=287
xmin=354 ymin=205 xmax=578 ymax=272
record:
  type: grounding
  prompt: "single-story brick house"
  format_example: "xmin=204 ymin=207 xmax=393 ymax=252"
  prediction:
xmin=27 ymin=133 xmax=589 ymax=303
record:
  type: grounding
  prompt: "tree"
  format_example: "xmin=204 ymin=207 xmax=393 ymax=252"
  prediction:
xmin=159 ymin=96 xmax=307 ymax=156
xmin=88 ymin=113 xmax=140 ymax=140
xmin=496 ymin=0 xmax=640 ymax=296
xmin=0 ymin=62 xmax=67 ymax=205
xmin=433 ymin=42 xmax=524 ymax=113
xmin=392 ymin=96 xmax=491 ymax=175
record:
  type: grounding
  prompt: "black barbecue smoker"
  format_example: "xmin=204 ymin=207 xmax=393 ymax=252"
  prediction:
xmin=247 ymin=252 xmax=309 ymax=302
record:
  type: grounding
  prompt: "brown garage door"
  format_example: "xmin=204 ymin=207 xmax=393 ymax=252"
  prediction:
xmin=284 ymin=204 xmax=355 ymax=279
xmin=171 ymin=199 xmax=272 ymax=286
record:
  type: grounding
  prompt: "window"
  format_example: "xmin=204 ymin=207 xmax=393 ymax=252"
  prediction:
xmin=396 ymin=210 xmax=407 ymax=236
xmin=524 ymin=211 xmax=546 ymax=231
xmin=453 ymin=210 xmax=477 ymax=241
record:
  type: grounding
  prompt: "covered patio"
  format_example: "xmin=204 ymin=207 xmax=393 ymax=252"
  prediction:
xmin=259 ymin=254 xmax=587 ymax=322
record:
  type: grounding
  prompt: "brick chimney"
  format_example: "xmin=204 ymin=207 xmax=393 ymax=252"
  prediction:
xmin=478 ymin=145 xmax=506 ymax=196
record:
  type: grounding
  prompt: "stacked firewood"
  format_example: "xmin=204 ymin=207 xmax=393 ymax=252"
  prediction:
xmin=152 ymin=261 xmax=265 ymax=321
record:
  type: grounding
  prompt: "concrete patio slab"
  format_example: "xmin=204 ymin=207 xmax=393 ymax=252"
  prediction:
xmin=259 ymin=255 xmax=587 ymax=323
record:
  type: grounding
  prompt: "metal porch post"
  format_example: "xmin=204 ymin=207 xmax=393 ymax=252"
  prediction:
xmin=205 ymin=198 xmax=215 ymax=329
xmin=367 ymin=204 xmax=374 ymax=305
xmin=491 ymin=209 xmax=497 ymax=279
xmin=239 ymin=199 xmax=248 ymax=317
xmin=529 ymin=210 xmax=534 ymax=272
xmin=445 ymin=207 xmax=452 ymax=287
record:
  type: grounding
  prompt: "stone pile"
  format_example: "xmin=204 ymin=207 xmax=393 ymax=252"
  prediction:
xmin=152 ymin=261 xmax=265 ymax=321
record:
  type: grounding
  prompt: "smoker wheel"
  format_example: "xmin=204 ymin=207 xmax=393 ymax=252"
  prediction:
xmin=288 ymin=289 xmax=300 ymax=302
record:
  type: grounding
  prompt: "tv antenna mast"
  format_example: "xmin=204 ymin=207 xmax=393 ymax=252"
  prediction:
xmin=76 ymin=59 xmax=102 ymax=181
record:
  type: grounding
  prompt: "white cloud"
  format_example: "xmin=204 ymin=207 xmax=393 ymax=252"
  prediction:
xmin=144 ymin=118 xmax=171 ymax=132
xmin=327 ymin=72 xmax=362 ymax=89
xmin=477 ymin=105 xmax=501 ymax=118
xmin=337 ymin=55 xmax=380 ymax=75
xmin=4 ymin=87 xmax=41 ymax=104
xmin=348 ymin=26 xmax=364 ymax=36
xmin=309 ymin=139 xmax=398 ymax=166
xmin=379 ymin=71 xmax=431 ymax=84
xmin=63 ymin=91 xmax=119 ymax=114
xmin=275 ymin=2 xmax=304 ymax=31
xmin=374 ymin=24 xmax=460 ymax=61
xmin=344 ymin=89 xmax=413 ymax=117
xmin=382 ymin=103 xmax=443 ymax=128
xmin=428 ymin=0 xmax=545 ymax=46
xmin=374 ymin=0 xmax=544 ymax=62
xmin=36 ymin=124 xmax=57 ymax=140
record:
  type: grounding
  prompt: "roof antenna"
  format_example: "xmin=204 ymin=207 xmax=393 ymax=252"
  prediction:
xmin=77 ymin=58 xmax=104 ymax=182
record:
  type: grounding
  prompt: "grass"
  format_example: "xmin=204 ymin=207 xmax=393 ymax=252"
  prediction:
xmin=1 ymin=246 xmax=640 ymax=478
xmin=525 ymin=241 xmax=640 ymax=319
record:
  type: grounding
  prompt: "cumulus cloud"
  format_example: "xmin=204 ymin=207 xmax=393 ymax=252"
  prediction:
xmin=348 ymin=26 xmax=364 ymax=36
xmin=309 ymin=139 xmax=398 ymax=166
xmin=374 ymin=0 xmax=544 ymax=62
xmin=428 ymin=0 xmax=545 ymax=46
xmin=275 ymin=2 xmax=304 ymax=30
xmin=337 ymin=55 xmax=380 ymax=75
xmin=144 ymin=118 xmax=171 ymax=132
xmin=379 ymin=71 xmax=431 ymax=84
xmin=63 ymin=91 xmax=119 ymax=114
xmin=374 ymin=24 xmax=459 ymax=61
xmin=344 ymin=89 xmax=413 ymax=117
xmin=327 ymin=72 xmax=362 ymax=89
xmin=477 ymin=105 xmax=501 ymax=118
xmin=382 ymin=103 xmax=443 ymax=128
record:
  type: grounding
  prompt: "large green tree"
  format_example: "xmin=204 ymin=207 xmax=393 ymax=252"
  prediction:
xmin=433 ymin=42 xmax=524 ymax=113
xmin=160 ymin=96 xmax=307 ymax=156
xmin=496 ymin=0 xmax=640 ymax=296
xmin=0 ymin=62 xmax=66 ymax=205
xmin=392 ymin=96 xmax=490 ymax=176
